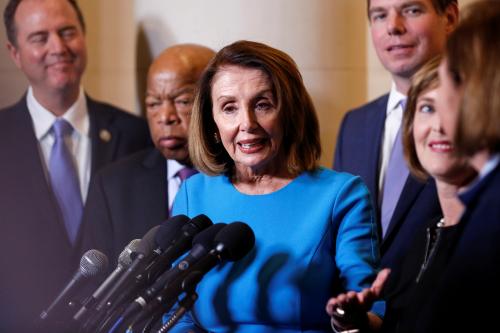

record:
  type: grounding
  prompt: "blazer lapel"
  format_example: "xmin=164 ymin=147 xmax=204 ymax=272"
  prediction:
xmin=9 ymin=98 xmax=74 ymax=249
xmin=383 ymin=176 xmax=426 ymax=242
xmin=87 ymin=97 xmax=120 ymax=176
xmin=142 ymin=149 xmax=169 ymax=219
xmin=365 ymin=94 xmax=389 ymax=208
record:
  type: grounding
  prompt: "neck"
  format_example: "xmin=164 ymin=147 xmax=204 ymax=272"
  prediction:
xmin=32 ymin=86 xmax=80 ymax=117
xmin=233 ymin=165 xmax=294 ymax=195
xmin=469 ymin=150 xmax=491 ymax=173
xmin=435 ymin=180 xmax=465 ymax=226
xmin=392 ymin=75 xmax=411 ymax=95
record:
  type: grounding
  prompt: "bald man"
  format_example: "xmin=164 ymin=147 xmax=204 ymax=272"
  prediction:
xmin=80 ymin=44 xmax=215 ymax=262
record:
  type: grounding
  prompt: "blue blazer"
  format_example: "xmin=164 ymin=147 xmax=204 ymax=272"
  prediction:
xmin=416 ymin=163 xmax=500 ymax=332
xmin=333 ymin=94 xmax=441 ymax=269
xmin=80 ymin=148 xmax=168 ymax=264
xmin=0 ymin=96 xmax=151 ymax=332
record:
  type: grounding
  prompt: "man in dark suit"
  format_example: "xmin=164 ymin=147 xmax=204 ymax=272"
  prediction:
xmin=80 ymin=44 xmax=215 ymax=265
xmin=0 ymin=0 xmax=150 ymax=331
xmin=333 ymin=0 xmax=458 ymax=269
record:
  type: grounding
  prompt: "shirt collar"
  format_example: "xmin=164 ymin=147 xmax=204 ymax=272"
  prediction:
xmin=167 ymin=159 xmax=186 ymax=180
xmin=386 ymin=83 xmax=407 ymax=116
xmin=459 ymin=153 xmax=500 ymax=205
xmin=27 ymin=86 xmax=89 ymax=140
xmin=479 ymin=153 xmax=500 ymax=180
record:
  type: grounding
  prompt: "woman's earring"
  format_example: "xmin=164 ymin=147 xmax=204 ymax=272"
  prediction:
xmin=214 ymin=132 xmax=221 ymax=144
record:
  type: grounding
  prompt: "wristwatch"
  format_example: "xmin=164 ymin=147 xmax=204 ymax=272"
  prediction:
xmin=330 ymin=317 xmax=360 ymax=333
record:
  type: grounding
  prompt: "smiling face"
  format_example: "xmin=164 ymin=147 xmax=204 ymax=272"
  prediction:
xmin=7 ymin=0 xmax=87 ymax=96
xmin=413 ymin=87 xmax=468 ymax=183
xmin=211 ymin=65 xmax=284 ymax=177
xmin=368 ymin=0 xmax=456 ymax=91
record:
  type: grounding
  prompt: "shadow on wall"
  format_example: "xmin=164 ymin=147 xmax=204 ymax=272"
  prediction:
xmin=135 ymin=18 xmax=176 ymax=117
xmin=135 ymin=25 xmax=153 ymax=117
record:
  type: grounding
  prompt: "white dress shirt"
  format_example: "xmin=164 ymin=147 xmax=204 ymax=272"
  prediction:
xmin=378 ymin=84 xmax=407 ymax=195
xmin=27 ymin=87 xmax=91 ymax=201
xmin=167 ymin=159 xmax=189 ymax=210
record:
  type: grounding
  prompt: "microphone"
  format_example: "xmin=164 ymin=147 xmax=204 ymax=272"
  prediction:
xmin=79 ymin=226 xmax=160 ymax=333
xmin=90 ymin=215 xmax=212 ymax=330
xmin=131 ymin=222 xmax=255 ymax=327
xmin=107 ymin=214 xmax=213 ymax=318
xmin=73 ymin=239 xmax=140 ymax=322
xmin=93 ymin=225 xmax=160 ymax=313
xmin=40 ymin=249 xmax=108 ymax=321
xmin=119 ymin=223 xmax=227 ymax=323
xmin=159 ymin=221 xmax=255 ymax=306
xmin=140 ymin=214 xmax=213 ymax=283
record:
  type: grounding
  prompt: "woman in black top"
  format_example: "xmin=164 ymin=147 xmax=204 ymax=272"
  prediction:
xmin=326 ymin=56 xmax=476 ymax=333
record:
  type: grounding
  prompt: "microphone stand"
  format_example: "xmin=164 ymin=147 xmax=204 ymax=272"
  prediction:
xmin=156 ymin=291 xmax=198 ymax=333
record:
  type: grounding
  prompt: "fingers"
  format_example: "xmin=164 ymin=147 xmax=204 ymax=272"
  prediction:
xmin=370 ymin=268 xmax=391 ymax=296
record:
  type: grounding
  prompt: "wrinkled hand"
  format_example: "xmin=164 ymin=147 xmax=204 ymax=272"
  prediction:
xmin=325 ymin=269 xmax=390 ymax=331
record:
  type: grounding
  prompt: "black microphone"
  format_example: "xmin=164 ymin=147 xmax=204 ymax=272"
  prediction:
xmin=140 ymin=214 xmax=213 ymax=283
xmin=152 ymin=215 xmax=191 ymax=257
xmin=93 ymin=225 xmax=160 ymax=313
xmin=106 ymin=215 xmax=213 ymax=320
xmin=119 ymin=223 xmax=227 ymax=323
xmin=131 ymin=222 xmax=255 ymax=326
xmin=160 ymin=221 xmax=255 ymax=305
xmin=40 ymin=249 xmax=108 ymax=320
xmin=73 ymin=239 xmax=140 ymax=322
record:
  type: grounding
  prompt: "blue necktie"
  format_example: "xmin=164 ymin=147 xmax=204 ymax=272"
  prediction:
xmin=49 ymin=119 xmax=83 ymax=244
xmin=380 ymin=100 xmax=409 ymax=238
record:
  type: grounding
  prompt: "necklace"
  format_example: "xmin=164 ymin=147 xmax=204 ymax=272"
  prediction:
xmin=437 ymin=217 xmax=446 ymax=228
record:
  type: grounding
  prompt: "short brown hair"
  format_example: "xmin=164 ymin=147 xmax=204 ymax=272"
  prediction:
xmin=402 ymin=56 xmax=442 ymax=181
xmin=444 ymin=1 xmax=500 ymax=156
xmin=3 ymin=0 xmax=86 ymax=46
xmin=367 ymin=0 xmax=458 ymax=17
xmin=189 ymin=40 xmax=321 ymax=176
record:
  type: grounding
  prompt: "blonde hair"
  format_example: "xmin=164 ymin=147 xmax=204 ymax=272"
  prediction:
xmin=402 ymin=56 xmax=442 ymax=181
xmin=445 ymin=1 xmax=500 ymax=156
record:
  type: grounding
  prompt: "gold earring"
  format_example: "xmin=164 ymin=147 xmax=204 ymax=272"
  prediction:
xmin=214 ymin=132 xmax=220 ymax=143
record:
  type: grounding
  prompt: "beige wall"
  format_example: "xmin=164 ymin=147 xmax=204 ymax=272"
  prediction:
xmin=0 ymin=0 xmax=480 ymax=167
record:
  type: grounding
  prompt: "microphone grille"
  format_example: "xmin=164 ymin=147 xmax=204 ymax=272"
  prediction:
xmin=192 ymin=223 xmax=227 ymax=248
xmin=215 ymin=222 xmax=255 ymax=261
xmin=118 ymin=239 xmax=141 ymax=267
xmin=136 ymin=225 xmax=161 ymax=256
xmin=80 ymin=249 xmax=109 ymax=278
xmin=189 ymin=214 xmax=213 ymax=231
xmin=155 ymin=215 xmax=190 ymax=249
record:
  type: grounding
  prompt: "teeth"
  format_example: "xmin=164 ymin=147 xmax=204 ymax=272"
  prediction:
xmin=240 ymin=142 xmax=261 ymax=149
xmin=431 ymin=143 xmax=452 ymax=150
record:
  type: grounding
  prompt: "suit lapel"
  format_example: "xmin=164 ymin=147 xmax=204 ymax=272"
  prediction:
xmin=87 ymin=97 xmax=120 ymax=176
xmin=366 ymin=95 xmax=389 ymax=208
xmin=9 ymin=98 xmax=74 ymax=249
xmin=142 ymin=149 xmax=169 ymax=219
xmin=383 ymin=175 xmax=426 ymax=242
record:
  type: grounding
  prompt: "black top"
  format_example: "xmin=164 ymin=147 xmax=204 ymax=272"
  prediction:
xmin=382 ymin=217 xmax=464 ymax=333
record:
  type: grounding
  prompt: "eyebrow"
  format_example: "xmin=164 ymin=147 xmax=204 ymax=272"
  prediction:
xmin=417 ymin=96 xmax=435 ymax=103
xmin=369 ymin=0 xmax=426 ymax=15
xmin=216 ymin=89 xmax=274 ymax=103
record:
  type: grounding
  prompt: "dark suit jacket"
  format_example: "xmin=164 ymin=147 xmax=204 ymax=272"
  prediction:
xmin=415 ymin=162 xmax=500 ymax=333
xmin=333 ymin=94 xmax=441 ymax=269
xmin=0 ymin=96 xmax=151 ymax=332
xmin=80 ymin=148 xmax=168 ymax=264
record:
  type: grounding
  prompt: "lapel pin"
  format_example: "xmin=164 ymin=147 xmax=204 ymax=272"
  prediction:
xmin=99 ymin=129 xmax=112 ymax=143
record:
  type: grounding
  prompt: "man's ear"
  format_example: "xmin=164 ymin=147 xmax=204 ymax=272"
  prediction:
xmin=7 ymin=41 xmax=22 ymax=69
xmin=444 ymin=3 xmax=460 ymax=34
